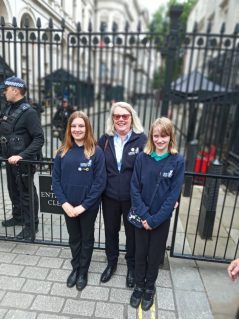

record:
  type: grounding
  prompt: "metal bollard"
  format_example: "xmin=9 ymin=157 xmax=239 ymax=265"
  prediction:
xmin=183 ymin=139 xmax=198 ymax=197
xmin=198 ymin=159 xmax=223 ymax=239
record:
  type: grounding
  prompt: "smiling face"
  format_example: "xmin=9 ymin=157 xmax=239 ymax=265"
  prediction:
xmin=152 ymin=125 xmax=170 ymax=155
xmin=113 ymin=106 xmax=132 ymax=136
xmin=70 ymin=117 xmax=86 ymax=145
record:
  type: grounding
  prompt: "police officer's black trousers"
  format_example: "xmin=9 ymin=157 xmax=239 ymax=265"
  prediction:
xmin=64 ymin=208 xmax=98 ymax=275
xmin=6 ymin=164 xmax=39 ymax=226
xmin=102 ymin=195 xmax=135 ymax=270
xmin=134 ymin=218 xmax=170 ymax=289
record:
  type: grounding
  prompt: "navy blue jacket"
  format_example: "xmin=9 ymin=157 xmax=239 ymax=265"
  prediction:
xmin=131 ymin=152 xmax=185 ymax=229
xmin=98 ymin=132 xmax=147 ymax=201
xmin=52 ymin=144 xmax=106 ymax=210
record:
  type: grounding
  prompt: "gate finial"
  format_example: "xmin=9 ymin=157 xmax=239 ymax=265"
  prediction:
xmin=88 ymin=21 xmax=92 ymax=32
xmin=137 ymin=21 xmax=141 ymax=33
xmin=220 ymin=22 xmax=225 ymax=34
xmin=12 ymin=17 xmax=17 ymax=27
xmin=49 ymin=18 xmax=53 ymax=29
xmin=125 ymin=21 xmax=129 ymax=33
xmin=234 ymin=23 xmax=239 ymax=34
xmin=193 ymin=22 xmax=197 ymax=33
xmin=37 ymin=18 xmax=41 ymax=28
xmin=0 ymin=16 xmax=5 ymax=26
xmin=112 ymin=22 xmax=117 ymax=33
xmin=77 ymin=22 xmax=81 ymax=33
xmin=206 ymin=22 xmax=211 ymax=33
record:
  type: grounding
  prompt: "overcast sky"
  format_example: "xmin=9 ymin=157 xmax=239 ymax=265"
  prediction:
xmin=140 ymin=0 xmax=170 ymax=17
xmin=141 ymin=0 xmax=185 ymax=18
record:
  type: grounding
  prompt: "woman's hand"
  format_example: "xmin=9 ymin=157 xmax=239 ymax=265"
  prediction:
xmin=62 ymin=202 xmax=77 ymax=217
xmin=74 ymin=205 xmax=86 ymax=216
xmin=142 ymin=220 xmax=152 ymax=230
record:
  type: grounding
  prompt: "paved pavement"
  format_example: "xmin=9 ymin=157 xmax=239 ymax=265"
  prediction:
xmin=0 ymin=240 xmax=238 ymax=319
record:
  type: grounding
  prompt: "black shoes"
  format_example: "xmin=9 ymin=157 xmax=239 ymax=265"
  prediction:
xmin=126 ymin=269 xmax=135 ymax=288
xmin=16 ymin=225 xmax=39 ymax=240
xmin=2 ymin=217 xmax=23 ymax=227
xmin=67 ymin=270 xmax=88 ymax=290
xmin=67 ymin=269 xmax=79 ymax=288
xmin=141 ymin=287 xmax=156 ymax=311
xmin=100 ymin=264 xmax=117 ymax=283
xmin=130 ymin=286 xmax=144 ymax=308
xmin=76 ymin=273 xmax=88 ymax=291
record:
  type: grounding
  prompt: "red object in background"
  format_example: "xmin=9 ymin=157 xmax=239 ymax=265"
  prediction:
xmin=194 ymin=144 xmax=216 ymax=173
xmin=194 ymin=156 xmax=208 ymax=173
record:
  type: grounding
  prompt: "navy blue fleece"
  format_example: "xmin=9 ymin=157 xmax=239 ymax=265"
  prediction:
xmin=52 ymin=144 xmax=106 ymax=210
xmin=130 ymin=152 xmax=185 ymax=229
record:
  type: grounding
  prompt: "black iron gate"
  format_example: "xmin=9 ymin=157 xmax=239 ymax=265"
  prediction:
xmin=0 ymin=6 xmax=239 ymax=262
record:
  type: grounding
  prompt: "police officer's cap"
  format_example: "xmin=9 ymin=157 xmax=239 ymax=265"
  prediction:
xmin=2 ymin=76 xmax=27 ymax=89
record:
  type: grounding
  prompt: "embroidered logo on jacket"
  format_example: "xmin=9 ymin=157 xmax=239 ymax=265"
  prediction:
xmin=78 ymin=159 xmax=92 ymax=171
xmin=128 ymin=147 xmax=139 ymax=156
xmin=162 ymin=170 xmax=173 ymax=178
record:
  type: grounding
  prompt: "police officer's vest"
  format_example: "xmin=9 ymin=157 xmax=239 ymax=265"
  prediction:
xmin=0 ymin=104 xmax=30 ymax=157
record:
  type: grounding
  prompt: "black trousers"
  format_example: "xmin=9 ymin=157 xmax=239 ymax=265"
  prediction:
xmin=6 ymin=164 xmax=39 ymax=227
xmin=64 ymin=208 xmax=98 ymax=274
xmin=135 ymin=218 xmax=171 ymax=289
xmin=102 ymin=195 xmax=135 ymax=269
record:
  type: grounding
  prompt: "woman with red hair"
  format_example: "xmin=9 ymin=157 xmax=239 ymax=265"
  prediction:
xmin=52 ymin=111 xmax=106 ymax=291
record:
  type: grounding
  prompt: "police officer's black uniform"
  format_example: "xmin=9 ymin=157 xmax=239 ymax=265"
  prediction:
xmin=52 ymin=101 xmax=74 ymax=141
xmin=0 ymin=77 xmax=44 ymax=239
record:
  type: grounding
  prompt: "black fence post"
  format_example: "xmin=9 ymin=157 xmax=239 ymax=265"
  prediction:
xmin=198 ymin=159 xmax=223 ymax=239
xmin=27 ymin=163 xmax=36 ymax=242
xmin=183 ymin=139 xmax=198 ymax=197
xmin=161 ymin=5 xmax=183 ymax=116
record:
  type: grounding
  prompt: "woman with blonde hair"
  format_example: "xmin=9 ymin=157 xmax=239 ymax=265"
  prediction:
xmin=129 ymin=117 xmax=185 ymax=311
xmin=98 ymin=102 xmax=147 ymax=287
xmin=52 ymin=111 xmax=106 ymax=291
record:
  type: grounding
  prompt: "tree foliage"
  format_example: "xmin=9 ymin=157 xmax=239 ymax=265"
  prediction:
xmin=150 ymin=0 xmax=197 ymax=35
xmin=150 ymin=0 xmax=197 ymax=89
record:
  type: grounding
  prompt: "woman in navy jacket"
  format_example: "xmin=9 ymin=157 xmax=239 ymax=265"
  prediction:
xmin=98 ymin=102 xmax=147 ymax=288
xmin=129 ymin=117 xmax=185 ymax=311
xmin=52 ymin=111 xmax=106 ymax=291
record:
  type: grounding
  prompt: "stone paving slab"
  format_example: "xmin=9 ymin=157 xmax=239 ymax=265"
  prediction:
xmin=175 ymin=290 xmax=213 ymax=319
xmin=197 ymin=261 xmax=239 ymax=319
xmin=1 ymin=292 xmax=35 ymax=310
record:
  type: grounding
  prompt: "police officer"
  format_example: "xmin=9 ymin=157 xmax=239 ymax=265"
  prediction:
xmin=52 ymin=98 xmax=74 ymax=141
xmin=0 ymin=76 xmax=44 ymax=239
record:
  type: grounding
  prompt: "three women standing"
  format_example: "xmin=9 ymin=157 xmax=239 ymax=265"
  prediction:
xmin=52 ymin=111 xmax=106 ymax=291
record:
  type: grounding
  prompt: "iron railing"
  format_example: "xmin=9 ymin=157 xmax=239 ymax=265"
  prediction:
xmin=0 ymin=159 xmax=238 ymax=263
xmin=170 ymin=171 xmax=239 ymax=263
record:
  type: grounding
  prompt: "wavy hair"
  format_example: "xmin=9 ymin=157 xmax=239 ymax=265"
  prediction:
xmin=144 ymin=117 xmax=178 ymax=155
xmin=57 ymin=111 xmax=96 ymax=158
xmin=105 ymin=101 xmax=144 ymax=135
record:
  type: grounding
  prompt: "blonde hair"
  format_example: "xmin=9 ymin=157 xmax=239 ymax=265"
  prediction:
xmin=144 ymin=117 xmax=178 ymax=155
xmin=57 ymin=111 xmax=96 ymax=158
xmin=105 ymin=101 xmax=144 ymax=135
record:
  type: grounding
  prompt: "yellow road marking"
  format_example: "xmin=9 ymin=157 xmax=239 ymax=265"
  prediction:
xmin=138 ymin=303 xmax=142 ymax=319
xmin=151 ymin=301 xmax=156 ymax=319
xmin=137 ymin=300 xmax=156 ymax=319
